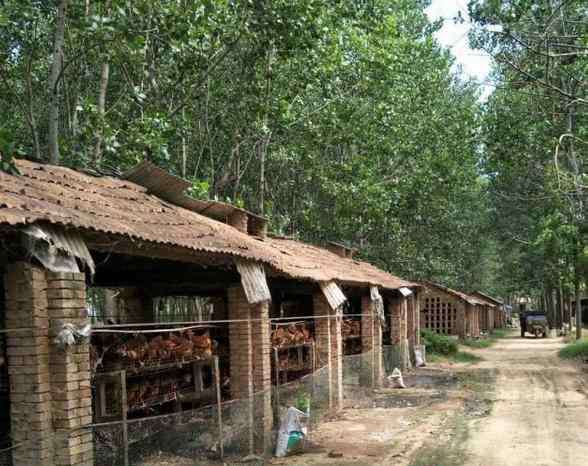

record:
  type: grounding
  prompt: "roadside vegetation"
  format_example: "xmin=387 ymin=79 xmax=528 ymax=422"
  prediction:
xmin=421 ymin=330 xmax=483 ymax=364
xmin=461 ymin=329 xmax=509 ymax=349
xmin=559 ymin=338 xmax=588 ymax=360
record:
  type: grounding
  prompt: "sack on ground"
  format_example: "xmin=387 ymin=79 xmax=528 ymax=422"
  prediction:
xmin=414 ymin=345 xmax=426 ymax=367
xmin=388 ymin=367 xmax=406 ymax=388
xmin=275 ymin=407 xmax=309 ymax=457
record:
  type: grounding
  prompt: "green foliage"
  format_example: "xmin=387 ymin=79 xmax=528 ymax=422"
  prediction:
xmin=453 ymin=351 xmax=483 ymax=364
xmin=559 ymin=338 xmax=588 ymax=360
xmin=295 ymin=390 xmax=310 ymax=413
xmin=461 ymin=329 xmax=508 ymax=348
xmin=0 ymin=0 xmax=495 ymax=287
xmin=461 ymin=338 xmax=493 ymax=349
xmin=421 ymin=329 xmax=458 ymax=356
xmin=469 ymin=0 xmax=587 ymax=305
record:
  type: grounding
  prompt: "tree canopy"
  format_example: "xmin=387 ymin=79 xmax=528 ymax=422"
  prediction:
xmin=1 ymin=0 xmax=585 ymax=308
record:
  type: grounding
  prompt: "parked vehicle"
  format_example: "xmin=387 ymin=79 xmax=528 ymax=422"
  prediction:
xmin=519 ymin=312 xmax=548 ymax=338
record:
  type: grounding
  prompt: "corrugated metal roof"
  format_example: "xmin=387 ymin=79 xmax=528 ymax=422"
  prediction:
xmin=263 ymin=236 xmax=418 ymax=290
xmin=0 ymin=160 xmax=415 ymax=291
xmin=125 ymin=161 xmax=266 ymax=223
xmin=472 ymin=291 xmax=502 ymax=306
xmin=422 ymin=282 xmax=486 ymax=306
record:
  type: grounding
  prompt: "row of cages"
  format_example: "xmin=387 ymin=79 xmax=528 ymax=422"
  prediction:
xmin=90 ymin=316 xmax=366 ymax=423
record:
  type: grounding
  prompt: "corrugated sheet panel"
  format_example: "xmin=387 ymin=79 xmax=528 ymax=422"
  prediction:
xmin=320 ymin=281 xmax=347 ymax=311
xmin=125 ymin=161 xmax=266 ymax=223
xmin=23 ymin=224 xmax=95 ymax=275
xmin=235 ymin=259 xmax=271 ymax=304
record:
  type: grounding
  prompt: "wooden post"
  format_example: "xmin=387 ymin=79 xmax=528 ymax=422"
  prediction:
xmin=213 ymin=357 xmax=224 ymax=459
xmin=120 ymin=370 xmax=129 ymax=466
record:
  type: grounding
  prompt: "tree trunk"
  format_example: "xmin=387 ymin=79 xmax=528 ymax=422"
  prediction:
xmin=92 ymin=61 xmax=110 ymax=164
xmin=575 ymin=278 xmax=582 ymax=340
xmin=48 ymin=0 xmax=69 ymax=164
xmin=25 ymin=56 xmax=40 ymax=161
xmin=557 ymin=281 xmax=564 ymax=331
xmin=567 ymin=293 xmax=573 ymax=331
xmin=92 ymin=0 xmax=111 ymax=165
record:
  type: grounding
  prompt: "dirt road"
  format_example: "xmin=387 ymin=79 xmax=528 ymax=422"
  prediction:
xmin=465 ymin=335 xmax=588 ymax=466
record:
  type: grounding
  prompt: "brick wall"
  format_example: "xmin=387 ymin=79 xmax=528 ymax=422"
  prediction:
xmin=227 ymin=285 xmax=272 ymax=453
xmin=4 ymin=264 xmax=93 ymax=466
xmin=47 ymin=272 xmax=93 ymax=466
xmin=412 ymin=292 xmax=421 ymax=346
xmin=5 ymin=263 xmax=52 ymax=466
xmin=360 ymin=296 xmax=383 ymax=387
xmin=456 ymin=301 xmax=466 ymax=338
xmin=388 ymin=296 xmax=409 ymax=370
xmin=313 ymin=292 xmax=342 ymax=410
xmin=251 ymin=299 xmax=272 ymax=451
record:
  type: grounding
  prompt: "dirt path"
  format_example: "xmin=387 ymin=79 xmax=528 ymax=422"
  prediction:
xmin=465 ymin=334 xmax=588 ymax=466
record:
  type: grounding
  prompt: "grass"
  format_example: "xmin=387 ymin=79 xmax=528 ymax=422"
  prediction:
xmin=454 ymin=351 xmax=483 ymax=363
xmin=559 ymin=337 xmax=588 ymax=359
xmin=461 ymin=329 xmax=509 ymax=349
xmin=421 ymin=329 xmax=485 ymax=364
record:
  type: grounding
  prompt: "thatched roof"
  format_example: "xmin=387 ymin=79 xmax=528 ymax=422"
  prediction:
xmin=0 ymin=159 xmax=415 ymax=291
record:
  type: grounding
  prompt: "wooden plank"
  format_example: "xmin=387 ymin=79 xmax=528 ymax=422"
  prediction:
xmin=213 ymin=357 xmax=224 ymax=459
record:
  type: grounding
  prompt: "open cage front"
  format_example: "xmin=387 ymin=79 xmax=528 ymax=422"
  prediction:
xmin=270 ymin=295 xmax=316 ymax=385
xmin=91 ymin=324 xmax=220 ymax=422
xmin=342 ymin=297 xmax=362 ymax=355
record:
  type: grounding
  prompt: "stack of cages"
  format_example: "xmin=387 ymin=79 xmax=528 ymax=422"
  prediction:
xmin=91 ymin=292 xmax=229 ymax=466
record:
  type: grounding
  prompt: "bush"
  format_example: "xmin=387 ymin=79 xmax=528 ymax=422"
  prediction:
xmin=559 ymin=339 xmax=588 ymax=359
xmin=421 ymin=329 xmax=458 ymax=356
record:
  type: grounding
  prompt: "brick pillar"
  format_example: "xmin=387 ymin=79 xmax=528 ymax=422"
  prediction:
xmin=46 ymin=272 xmax=93 ymax=466
xmin=4 ymin=265 xmax=93 ymax=466
xmin=360 ymin=296 xmax=383 ymax=387
xmin=456 ymin=302 xmax=466 ymax=339
xmin=227 ymin=286 xmax=271 ymax=454
xmin=251 ymin=300 xmax=272 ymax=453
xmin=313 ymin=293 xmax=342 ymax=411
xmin=407 ymin=296 xmax=415 ymax=349
xmin=413 ymin=292 xmax=421 ymax=346
xmin=4 ymin=263 xmax=52 ymax=466
xmin=388 ymin=296 xmax=408 ymax=370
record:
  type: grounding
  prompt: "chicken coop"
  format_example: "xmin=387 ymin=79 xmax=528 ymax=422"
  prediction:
xmin=0 ymin=158 xmax=419 ymax=466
